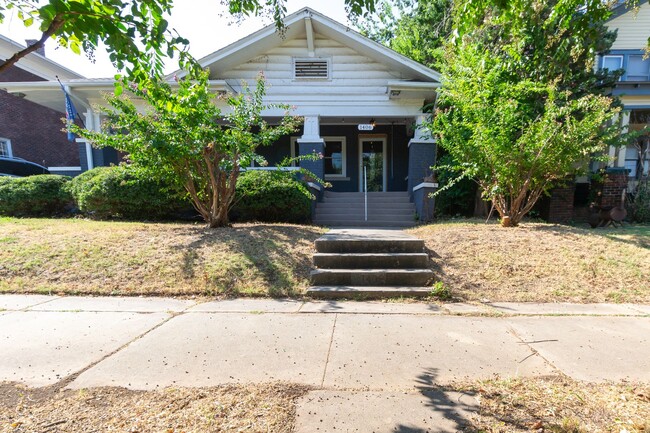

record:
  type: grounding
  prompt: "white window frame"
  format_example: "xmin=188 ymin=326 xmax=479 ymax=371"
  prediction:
xmin=290 ymin=136 xmax=347 ymax=180
xmin=0 ymin=138 xmax=12 ymax=158
xmin=292 ymin=57 xmax=331 ymax=81
xmin=602 ymin=55 xmax=624 ymax=80
xmin=626 ymin=54 xmax=650 ymax=81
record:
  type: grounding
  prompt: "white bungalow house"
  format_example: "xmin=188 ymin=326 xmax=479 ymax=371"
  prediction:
xmin=1 ymin=7 xmax=441 ymax=225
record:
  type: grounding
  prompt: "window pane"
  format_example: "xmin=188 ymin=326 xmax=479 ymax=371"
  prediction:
xmin=624 ymin=160 xmax=637 ymax=177
xmin=630 ymin=109 xmax=650 ymax=125
xmin=324 ymin=141 xmax=343 ymax=175
xmin=625 ymin=146 xmax=638 ymax=159
xmin=603 ymin=56 xmax=622 ymax=71
xmin=0 ymin=141 xmax=8 ymax=157
xmin=627 ymin=55 xmax=650 ymax=81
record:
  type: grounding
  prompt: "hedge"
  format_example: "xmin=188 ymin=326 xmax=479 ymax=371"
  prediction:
xmin=0 ymin=175 xmax=73 ymax=217
xmin=66 ymin=166 xmax=188 ymax=220
xmin=231 ymin=170 xmax=312 ymax=223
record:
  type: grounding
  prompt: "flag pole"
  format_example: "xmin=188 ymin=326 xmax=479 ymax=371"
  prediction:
xmin=55 ymin=75 xmax=86 ymax=129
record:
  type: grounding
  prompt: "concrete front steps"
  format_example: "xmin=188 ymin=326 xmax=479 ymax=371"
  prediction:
xmin=313 ymin=192 xmax=416 ymax=228
xmin=307 ymin=228 xmax=434 ymax=299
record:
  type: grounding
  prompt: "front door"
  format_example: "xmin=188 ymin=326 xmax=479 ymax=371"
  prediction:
xmin=358 ymin=136 xmax=387 ymax=192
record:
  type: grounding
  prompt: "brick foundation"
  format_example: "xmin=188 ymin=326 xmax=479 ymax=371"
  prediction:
xmin=547 ymin=184 xmax=575 ymax=223
xmin=600 ymin=168 xmax=628 ymax=208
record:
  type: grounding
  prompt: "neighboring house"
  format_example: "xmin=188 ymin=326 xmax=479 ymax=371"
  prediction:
xmin=0 ymin=35 xmax=85 ymax=176
xmin=1 ymin=8 xmax=440 ymax=208
xmin=603 ymin=0 xmax=650 ymax=187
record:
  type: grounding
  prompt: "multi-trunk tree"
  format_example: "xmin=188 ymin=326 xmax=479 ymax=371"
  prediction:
xmin=432 ymin=0 xmax=624 ymax=226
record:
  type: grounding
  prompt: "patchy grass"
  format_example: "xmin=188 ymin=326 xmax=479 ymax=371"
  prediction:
xmin=0 ymin=382 xmax=308 ymax=433
xmin=1 ymin=379 xmax=647 ymax=433
xmin=410 ymin=220 xmax=650 ymax=303
xmin=0 ymin=218 xmax=324 ymax=297
xmin=457 ymin=377 xmax=650 ymax=433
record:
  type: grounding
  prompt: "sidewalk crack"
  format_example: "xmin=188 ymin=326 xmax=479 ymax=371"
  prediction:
xmin=55 ymin=312 xmax=181 ymax=390
xmin=321 ymin=313 xmax=338 ymax=388
xmin=507 ymin=323 xmax=562 ymax=375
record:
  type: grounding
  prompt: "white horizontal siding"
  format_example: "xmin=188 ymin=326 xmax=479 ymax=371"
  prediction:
xmin=218 ymin=33 xmax=407 ymax=98
xmin=608 ymin=4 xmax=650 ymax=50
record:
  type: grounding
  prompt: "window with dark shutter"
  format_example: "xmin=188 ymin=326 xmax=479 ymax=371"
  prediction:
xmin=294 ymin=59 xmax=329 ymax=79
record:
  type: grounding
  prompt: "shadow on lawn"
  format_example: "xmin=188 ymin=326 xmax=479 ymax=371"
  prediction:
xmin=175 ymin=224 xmax=321 ymax=297
xmin=529 ymin=223 xmax=650 ymax=250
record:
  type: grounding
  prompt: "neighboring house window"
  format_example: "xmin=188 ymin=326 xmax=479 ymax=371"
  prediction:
xmin=290 ymin=136 xmax=347 ymax=179
xmin=626 ymin=55 xmax=650 ymax=81
xmin=0 ymin=138 xmax=12 ymax=157
xmin=602 ymin=55 xmax=623 ymax=80
xmin=624 ymin=145 xmax=640 ymax=177
xmin=293 ymin=58 xmax=330 ymax=80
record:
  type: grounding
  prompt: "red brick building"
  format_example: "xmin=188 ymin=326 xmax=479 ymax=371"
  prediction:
xmin=0 ymin=35 xmax=84 ymax=176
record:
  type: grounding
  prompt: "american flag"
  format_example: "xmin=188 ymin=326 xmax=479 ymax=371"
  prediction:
xmin=60 ymin=83 xmax=77 ymax=142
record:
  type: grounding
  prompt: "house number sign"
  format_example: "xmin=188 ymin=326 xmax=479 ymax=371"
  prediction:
xmin=358 ymin=124 xmax=374 ymax=131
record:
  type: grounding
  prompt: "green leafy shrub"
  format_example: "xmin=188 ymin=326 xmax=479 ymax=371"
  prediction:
xmin=434 ymin=153 xmax=476 ymax=217
xmin=631 ymin=179 xmax=650 ymax=223
xmin=67 ymin=165 xmax=187 ymax=220
xmin=0 ymin=175 xmax=73 ymax=217
xmin=231 ymin=170 xmax=313 ymax=223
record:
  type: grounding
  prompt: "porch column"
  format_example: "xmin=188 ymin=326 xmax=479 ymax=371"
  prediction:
xmin=298 ymin=115 xmax=325 ymax=182
xmin=77 ymin=109 xmax=99 ymax=171
xmin=407 ymin=115 xmax=437 ymax=195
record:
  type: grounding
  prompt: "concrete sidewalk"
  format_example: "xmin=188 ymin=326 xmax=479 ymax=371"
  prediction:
xmin=2 ymin=294 xmax=649 ymax=432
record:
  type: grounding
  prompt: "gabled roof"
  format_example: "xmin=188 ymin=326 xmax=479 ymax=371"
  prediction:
xmin=608 ymin=0 xmax=649 ymax=21
xmin=171 ymin=7 xmax=441 ymax=83
xmin=0 ymin=35 xmax=84 ymax=80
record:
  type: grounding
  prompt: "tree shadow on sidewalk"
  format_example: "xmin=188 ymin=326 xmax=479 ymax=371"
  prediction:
xmin=391 ymin=368 xmax=479 ymax=433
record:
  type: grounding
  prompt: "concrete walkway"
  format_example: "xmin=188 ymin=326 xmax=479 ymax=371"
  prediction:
xmin=2 ymin=294 xmax=649 ymax=432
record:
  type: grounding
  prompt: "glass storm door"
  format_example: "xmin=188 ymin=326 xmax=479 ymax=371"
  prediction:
xmin=359 ymin=136 xmax=387 ymax=192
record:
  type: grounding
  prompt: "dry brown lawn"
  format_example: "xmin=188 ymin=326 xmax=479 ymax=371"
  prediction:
xmin=459 ymin=377 xmax=650 ymax=433
xmin=0 ymin=218 xmax=324 ymax=297
xmin=0 ymin=382 xmax=308 ymax=433
xmin=410 ymin=220 xmax=650 ymax=303
xmin=2 ymin=217 xmax=648 ymax=302
xmin=1 ymin=379 xmax=648 ymax=433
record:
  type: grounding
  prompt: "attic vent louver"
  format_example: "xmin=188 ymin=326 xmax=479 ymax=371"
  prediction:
xmin=294 ymin=58 xmax=329 ymax=79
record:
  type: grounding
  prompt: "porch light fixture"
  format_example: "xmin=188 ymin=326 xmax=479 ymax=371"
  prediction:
xmin=370 ymin=118 xmax=376 ymax=127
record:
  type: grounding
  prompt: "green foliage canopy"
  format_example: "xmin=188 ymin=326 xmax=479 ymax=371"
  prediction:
xmin=0 ymin=0 xmax=193 ymax=78
xmin=433 ymin=0 xmax=622 ymax=226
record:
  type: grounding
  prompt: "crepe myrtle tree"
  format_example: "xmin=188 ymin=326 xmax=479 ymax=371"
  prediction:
xmin=71 ymin=70 xmax=302 ymax=228
xmin=433 ymin=44 xmax=620 ymax=227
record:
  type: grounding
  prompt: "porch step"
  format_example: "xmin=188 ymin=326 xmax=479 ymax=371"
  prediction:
xmin=312 ymin=219 xmax=416 ymax=228
xmin=314 ymin=253 xmax=429 ymax=269
xmin=306 ymin=286 xmax=432 ymax=298
xmin=310 ymin=269 xmax=434 ymax=286
xmin=315 ymin=237 xmax=425 ymax=254
xmin=313 ymin=192 xmax=416 ymax=228
xmin=308 ymin=228 xmax=434 ymax=299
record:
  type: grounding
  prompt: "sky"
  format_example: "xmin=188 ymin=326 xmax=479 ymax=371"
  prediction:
xmin=0 ymin=0 xmax=351 ymax=78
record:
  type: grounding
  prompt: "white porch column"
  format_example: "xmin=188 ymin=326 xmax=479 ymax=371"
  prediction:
xmin=297 ymin=115 xmax=325 ymax=184
xmin=410 ymin=114 xmax=435 ymax=143
xmin=298 ymin=115 xmax=324 ymax=144
xmin=80 ymin=108 xmax=101 ymax=170
xmin=610 ymin=111 xmax=630 ymax=168
xmin=617 ymin=111 xmax=631 ymax=168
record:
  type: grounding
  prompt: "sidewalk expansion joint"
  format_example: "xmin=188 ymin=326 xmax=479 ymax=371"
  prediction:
xmin=321 ymin=313 xmax=338 ymax=388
